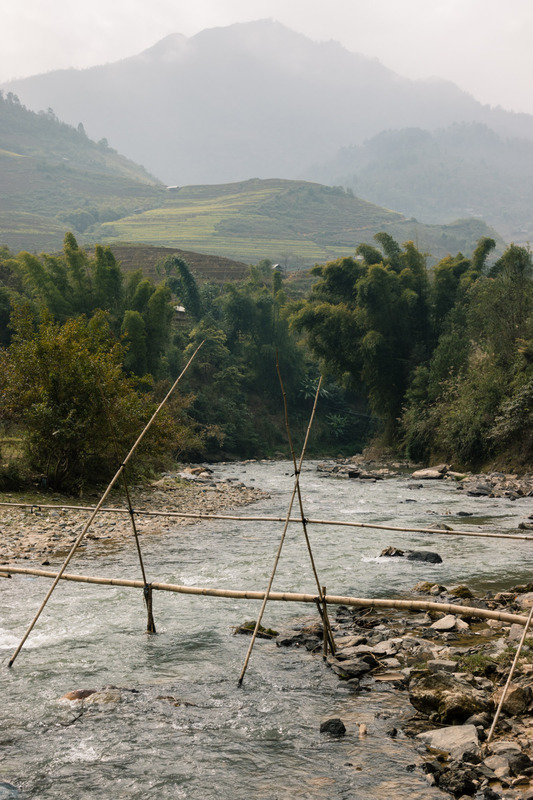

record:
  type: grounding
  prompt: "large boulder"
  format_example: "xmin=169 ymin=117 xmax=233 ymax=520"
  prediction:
xmin=409 ymin=670 xmax=492 ymax=724
xmin=416 ymin=724 xmax=479 ymax=759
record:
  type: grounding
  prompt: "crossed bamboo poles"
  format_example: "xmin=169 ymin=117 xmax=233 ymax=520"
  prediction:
xmin=238 ymin=367 xmax=334 ymax=684
xmin=7 ymin=341 xmax=204 ymax=667
xmin=7 ymin=347 xmax=333 ymax=681
xmin=6 ymin=347 xmax=533 ymax=729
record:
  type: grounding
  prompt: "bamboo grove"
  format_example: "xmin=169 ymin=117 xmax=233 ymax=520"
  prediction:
xmin=0 ymin=230 xmax=532 ymax=491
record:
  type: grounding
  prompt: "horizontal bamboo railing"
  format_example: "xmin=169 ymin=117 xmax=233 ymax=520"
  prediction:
xmin=0 ymin=564 xmax=529 ymax=627
xmin=1 ymin=501 xmax=532 ymax=542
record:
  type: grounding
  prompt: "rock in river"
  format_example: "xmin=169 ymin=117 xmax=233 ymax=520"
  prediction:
xmin=409 ymin=669 xmax=492 ymax=724
xmin=320 ymin=718 xmax=346 ymax=736
xmin=380 ymin=546 xmax=443 ymax=564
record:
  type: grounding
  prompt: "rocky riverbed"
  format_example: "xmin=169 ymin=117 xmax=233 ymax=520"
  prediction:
xmin=316 ymin=456 xmax=533 ymax=502
xmin=0 ymin=466 xmax=269 ymax=564
xmin=4 ymin=458 xmax=533 ymax=799
xmin=274 ymin=580 xmax=533 ymax=800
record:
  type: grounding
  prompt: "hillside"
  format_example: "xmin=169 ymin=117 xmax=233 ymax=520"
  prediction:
xmin=0 ymin=93 xmax=505 ymax=267
xmin=4 ymin=21 xmax=533 ymax=188
xmin=0 ymin=92 xmax=166 ymax=252
xmin=96 ymin=179 xmax=504 ymax=267
xmin=309 ymin=123 xmax=533 ymax=243
xmin=107 ymin=244 xmax=249 ymax=283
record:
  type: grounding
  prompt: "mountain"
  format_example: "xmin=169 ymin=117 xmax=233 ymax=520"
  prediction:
xmin=308 ymin=123 xmax=533 ymax=243
xmin=4 ymin=20 xmax=533 ymax=187
xmin=0 ymin=91 xmax=167 ymax=252
xmin=0 ymin=89 xmax=505 ymax=265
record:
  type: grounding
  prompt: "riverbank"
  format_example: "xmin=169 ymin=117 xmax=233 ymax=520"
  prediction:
xmin=276 ymin=580 xmax=533 ymax=799
xmin=316 ymin=455 xmax=533 ymax=501
xmin=0 ymin=466 xmax=269 ymax=564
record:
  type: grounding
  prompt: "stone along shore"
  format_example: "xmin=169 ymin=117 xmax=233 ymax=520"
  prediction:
xmin=274 ymin=580 xmax=533 ymax=800
xmin=0 ymin=466 xmax=269 ymax=564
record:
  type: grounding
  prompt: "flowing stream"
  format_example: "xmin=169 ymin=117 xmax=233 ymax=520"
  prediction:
xmin=1 ymin=460 xmax=533 ymax=799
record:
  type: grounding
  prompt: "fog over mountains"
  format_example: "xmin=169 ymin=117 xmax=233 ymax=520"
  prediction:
xmin=4 ymin=20 xmax=533 ymax=188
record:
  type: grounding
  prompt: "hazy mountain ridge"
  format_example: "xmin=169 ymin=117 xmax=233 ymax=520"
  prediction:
xmin=0 ymin=101 xmax=503 ymax=263
xmin=4 ymin=20 xmax=533 ymax=187
xmin=0 ymin=91 xmax=159 ymax=183
xmin=0 ymin=92 xmax=167 ymax=251
xmin=308 ymin=123 xmax=533 ymax=241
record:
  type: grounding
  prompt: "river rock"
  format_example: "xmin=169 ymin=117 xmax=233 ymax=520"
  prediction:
xmin=371 ymin=638 xmax=401 ymax=655
xmin=62 ymin=688 xmax=97 ymax=701
xmin=276 ymin=620 xmax=323 ymax=650
xmin=490 ymin=740 xmax=523 ymax=757
xmin=409 ymin=670 xmax=492 ymax=724
xmin=484 ymin=754 xmax=512 ymax=778
xmin=327 ymin=653 xmax=379 ymax=678
xmin=335 ymin=643 xmax=374 ymax=658
xmin=334 ymin=634 xmax=367 ymax=648
xmin=508 ymin=623 xmax=527 ymax=641
xmin=466 ymin=482 xmax=493 ymax=496
xmin=412 ymin=581 xmax=446 ymax=594
xmin=449 ymin=585 xmax=475 ymax=599
xmin=0 ymin=784 xmax=19 ymax=799
xmin=430 ymin=614 xmax=458 ymax=631
xmin=427 ymin=659 xmax=458 ymax=672
xmin=509 ymin=752 xmax=533 ymax=776
xmin=436 ymin=764 xmax=478 ymax=797
xmin=411 ymin=466 xmax=447 ymax=479
xmin=416 ymin=723 xmax=479 ymax=759
xmin=515 ymin=592 xmax=533 ymax=609
xmin=380 ymin=547 xmax=443 ymax=564
xmin=492 ymin=683 xmax=532 ymax=715
xmin=320 ymin=718 xmax=346 ymax=735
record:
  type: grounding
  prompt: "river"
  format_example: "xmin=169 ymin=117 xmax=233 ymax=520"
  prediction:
xmin=1 ymin=460 xmax=532 ymax=798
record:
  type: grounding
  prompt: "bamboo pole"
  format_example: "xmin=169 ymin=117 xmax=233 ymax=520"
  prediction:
xmin=97 ymin=374 xmax=155 ymax=633
xmin=276 ymin=363 xmax=335 ymax=655
xmin=7 ymin=341 xmax=204 ymax=667
xmin=238 ymin=379 xmax=322 ymax=685
xmin=486 ymin=603 xmax=533 ymax=742
xmin=0 ymin=564 xmax=530 ymax=627
xmin=2 ymin=502 xmax=531 ymax=543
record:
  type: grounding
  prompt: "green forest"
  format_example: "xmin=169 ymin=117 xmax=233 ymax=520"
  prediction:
xmin=0 ymin=231 xmax=532 ymax=492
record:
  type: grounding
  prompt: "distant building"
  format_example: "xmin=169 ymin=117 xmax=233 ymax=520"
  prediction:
xmin=174 ymin=305 xmax=187 ymax=327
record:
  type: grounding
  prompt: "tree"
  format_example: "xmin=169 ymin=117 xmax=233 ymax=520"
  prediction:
xmin=0 ymin=305 xmax=177 ymax=491
xmin=12 ymin=234 xmax=176 ymax=378
xmin=145 ymin=284 xmax=173 ymax=376
xmin=121 ymin=310 xmax=147 ymax=376
xmin=158 ymin=255 xmax=203 ymax=321
xmin=401 ymin=242 xmax=533 ymax=467
xmin=294 ymin=234 xmax=432 ymax=441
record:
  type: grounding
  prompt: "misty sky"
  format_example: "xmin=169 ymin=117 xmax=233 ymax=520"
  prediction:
xmin=3 ymin=0 xmax=533 ymax=115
